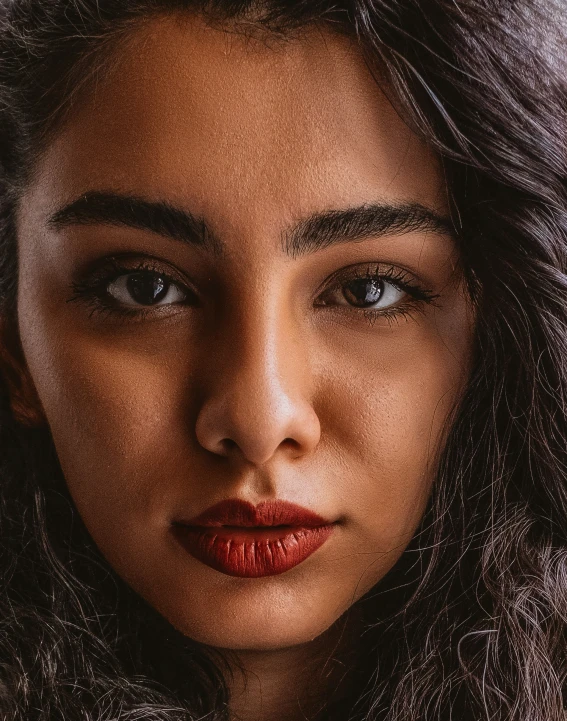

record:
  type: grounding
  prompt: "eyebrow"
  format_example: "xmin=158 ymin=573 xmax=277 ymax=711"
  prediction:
xmin=48 ymin=191 xmax=453 ymax=257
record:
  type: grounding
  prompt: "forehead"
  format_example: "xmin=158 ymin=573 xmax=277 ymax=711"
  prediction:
xmin=27 ymin=13 xmax=446 ymax=234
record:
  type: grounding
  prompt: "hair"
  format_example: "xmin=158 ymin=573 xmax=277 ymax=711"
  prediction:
xmin=0 ymin=0 xmax=565 ymax=719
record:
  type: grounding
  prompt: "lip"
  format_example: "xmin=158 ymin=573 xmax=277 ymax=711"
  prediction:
xmin=171 ymin=499 xmax=336 ymax=578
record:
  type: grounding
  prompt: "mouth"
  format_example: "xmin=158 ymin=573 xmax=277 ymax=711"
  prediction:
xmin=171 ymin=499 xmax=336 ymax=578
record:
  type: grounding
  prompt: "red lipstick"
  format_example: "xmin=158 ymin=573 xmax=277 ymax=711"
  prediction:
xmin=172 ymin=499 xmax=335 ymax=578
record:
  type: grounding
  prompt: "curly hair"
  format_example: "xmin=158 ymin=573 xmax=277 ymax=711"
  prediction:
xmin=0 ymin=0 xmax=565 ymax=719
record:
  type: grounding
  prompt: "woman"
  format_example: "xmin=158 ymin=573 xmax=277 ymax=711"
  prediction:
xmin=0 ymin=0 xmax=565 ymax=719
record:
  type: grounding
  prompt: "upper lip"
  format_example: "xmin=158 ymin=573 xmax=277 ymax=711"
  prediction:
xmin=177 ymin=498 xmax=332 ymax=528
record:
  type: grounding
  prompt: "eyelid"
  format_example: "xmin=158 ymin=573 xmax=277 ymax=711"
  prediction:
xmin=73 ymin=255 xmax=199 ymax=299
xmin=66 ymin=254 xmax=200 ymax=320
xmin=78 ymin=254 xmax=192 ymax=288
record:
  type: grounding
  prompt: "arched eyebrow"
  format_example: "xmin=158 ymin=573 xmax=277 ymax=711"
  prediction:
xmin=282 ymin=202 xmax=452 ymax=258
xmin=48 ymin=191 xmax=452 ymax=257
xmin=48 ymin=191 xmax=225 ymax=256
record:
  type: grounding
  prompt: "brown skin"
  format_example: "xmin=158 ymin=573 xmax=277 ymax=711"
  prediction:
xmin=1 ymin=14 xmax=474 ymax=721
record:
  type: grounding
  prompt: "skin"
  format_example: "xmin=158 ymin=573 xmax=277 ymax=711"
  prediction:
xmin=1 ymin=13 xmax=474 ymax=721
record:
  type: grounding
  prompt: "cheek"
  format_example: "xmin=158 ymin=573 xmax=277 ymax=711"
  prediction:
xmin=16 ymin=308 xmax=189 ymax=524
xmin=319 ymin=315 xmax=468 ymax=549
xmin=18 ymin=291 xmax=185 ymax=530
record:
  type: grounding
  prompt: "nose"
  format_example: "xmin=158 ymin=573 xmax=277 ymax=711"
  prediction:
xmin=194 ymin=306 xmax=321 ymax=466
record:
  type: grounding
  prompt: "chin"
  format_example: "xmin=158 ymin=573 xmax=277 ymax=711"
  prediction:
xmin=184 ymin=624 xmax=330 ymax=652
xmin=152 ymin=579 xmax=343 ymax=651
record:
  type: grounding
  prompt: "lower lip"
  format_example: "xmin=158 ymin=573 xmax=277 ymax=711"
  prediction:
xmin=173 ymin=524 xmax=335 ymax=578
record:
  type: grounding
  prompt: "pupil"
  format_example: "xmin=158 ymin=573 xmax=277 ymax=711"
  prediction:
xmin=343 ymin=278 xmax=383 ymax=307
xmin=126 ymin=272 xmax=168 ymax=305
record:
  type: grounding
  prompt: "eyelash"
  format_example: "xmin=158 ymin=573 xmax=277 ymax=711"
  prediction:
xmin=67 ymin=256 xmax=194 ymax=322
xmin=66 ymin=256 xmax=440 ymax=326
xmin=315 ymin=263 xmax=439 ymax=325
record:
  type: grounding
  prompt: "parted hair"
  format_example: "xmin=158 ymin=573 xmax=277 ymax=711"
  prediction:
xmin=0 ymin=0 xmax=566 ymax=719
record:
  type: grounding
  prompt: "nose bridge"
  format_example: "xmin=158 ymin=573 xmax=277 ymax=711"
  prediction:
xmin=232 ymin=294 xmax=295 ymax=400
xmin=194 ymin=280 xmax=320 ymax=464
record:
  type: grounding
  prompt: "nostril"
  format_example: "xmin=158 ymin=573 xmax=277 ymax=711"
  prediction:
xmin=221 ymin=438 xmax=238 ymax=453
xmin=283 ymin=437 xmax=300 ymax=450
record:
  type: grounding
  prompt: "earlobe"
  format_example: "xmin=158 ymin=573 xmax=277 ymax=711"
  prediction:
xmin=0 ymin=314 xmax=47 ymax=428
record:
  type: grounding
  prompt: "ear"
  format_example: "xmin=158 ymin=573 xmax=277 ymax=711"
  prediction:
xmin=0 ymin=314 xmax=47 ymax=428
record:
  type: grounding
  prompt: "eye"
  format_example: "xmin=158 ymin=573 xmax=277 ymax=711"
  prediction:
xmin=333 ymin=276 xmax=405 ymax=310
xmin=314 ymin=263 xmax=439 ymax=323
xmin=107 ymin=270 xmax=187 ymax=307
xmin=318 ymin=270 xmax=411 ymax=312
xmin=67 ymin=256 xmax=200 ymax=322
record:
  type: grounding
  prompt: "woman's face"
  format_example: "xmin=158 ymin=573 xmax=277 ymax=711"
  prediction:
xmin=11 ymin=15 xmax=473 ymax=650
